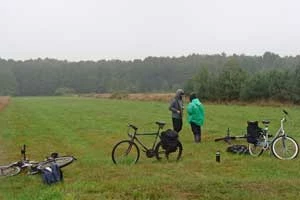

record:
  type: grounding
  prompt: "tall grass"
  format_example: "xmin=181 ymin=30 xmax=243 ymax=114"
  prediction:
xmin=0 ymin=97 xmax=300 ymax=200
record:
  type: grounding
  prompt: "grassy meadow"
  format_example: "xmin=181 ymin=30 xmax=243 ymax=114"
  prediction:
xmin=0 ymin=97 xmax=300 ymax=200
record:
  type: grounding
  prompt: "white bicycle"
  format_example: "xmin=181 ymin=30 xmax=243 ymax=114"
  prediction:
xmin=248 ymin=110 xmax=299 ymax=160
xmin=0 ymin=145 xmax=76 ymax=176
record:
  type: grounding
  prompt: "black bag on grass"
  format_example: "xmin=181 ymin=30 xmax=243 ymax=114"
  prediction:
xmin=160 ymin=129 xmax=179 ymax=152
xmin=227 ymin=144 xmax=249 ymax=155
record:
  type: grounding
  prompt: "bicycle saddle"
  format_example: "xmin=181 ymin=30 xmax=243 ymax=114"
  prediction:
xmin=262 ymin=120 xmax=270 ymax=125
xmin=156 ymin=121 xmax=166 ymax=127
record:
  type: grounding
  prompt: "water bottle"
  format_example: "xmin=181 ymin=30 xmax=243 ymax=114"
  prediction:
xmin=216 ymin=151 xmax=220 ymax=162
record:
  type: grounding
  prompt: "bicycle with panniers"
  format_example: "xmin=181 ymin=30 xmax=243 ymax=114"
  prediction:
xmin=247 ymin=110 xmax=299 ymax=160
xmin=112 ymin=121 xmax=183 ymax=165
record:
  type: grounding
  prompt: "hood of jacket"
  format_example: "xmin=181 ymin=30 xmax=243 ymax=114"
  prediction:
xmin=187 ymin=98 xmax=204 ymax=126
xmin=191 ymin=98 xmax=201 ymax=106
xmin=175 ymin=89 xmax=184 ymax=99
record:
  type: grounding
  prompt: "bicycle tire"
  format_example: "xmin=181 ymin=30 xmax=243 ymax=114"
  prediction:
xmin=112 ymin=140 xmax=140 ymax=165
xmin=38 ymin=156 xmax=76 ymax=170
xmin=248 ymin=143 xmax=264 ymax=157
xmin=54 ymin=156 xmax=76 ymax=168
xmin=155 ymin=141 xmax=182 ymax=162
xmin=271 ymin=136 xmax=299 ymax=160
xmin=0 ymin=165 xmax=21 ymax=176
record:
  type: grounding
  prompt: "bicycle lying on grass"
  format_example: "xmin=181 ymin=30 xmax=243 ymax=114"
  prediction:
xmin=247 ymin=110 xmax=299 ymax=160
xmin=0 ymin=145 xmax=76 ymax=176
xmin=214 ymin=128 xmax=247 ymax=144
xmin=112 ymin=121 xmax=183 ymax=164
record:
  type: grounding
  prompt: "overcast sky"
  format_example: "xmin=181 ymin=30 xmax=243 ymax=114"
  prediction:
xmin=0 ymin=0 xmax=299 ymax=61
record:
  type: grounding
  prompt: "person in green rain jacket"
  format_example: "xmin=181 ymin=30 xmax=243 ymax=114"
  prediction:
xmin=187 ymin=93 xmax=205 ymax=143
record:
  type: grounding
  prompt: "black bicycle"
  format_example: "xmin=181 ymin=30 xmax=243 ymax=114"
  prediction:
xmin=0 ymin=145 xmax=76 ymax=176
xmin=112 ymin=121 xmax=183 ymax=164
xmin=214 ymin=128 xmax=247 ymax=144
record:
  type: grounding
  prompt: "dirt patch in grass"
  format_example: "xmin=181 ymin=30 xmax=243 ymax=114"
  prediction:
xmin=84 ymin=93 xmax=296 ymax=106
xmin=94 ymin=93 xmax=175 ymax=102
xmin=0 ymin=96 xmax=10 ymax=112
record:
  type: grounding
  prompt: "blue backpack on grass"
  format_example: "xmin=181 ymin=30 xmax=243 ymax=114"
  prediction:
xmin=41 ymin=163 xmax=63 ymax=185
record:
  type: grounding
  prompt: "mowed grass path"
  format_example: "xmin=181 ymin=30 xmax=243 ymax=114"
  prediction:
xmin=0 ymin=97 xmax=300 ymax=200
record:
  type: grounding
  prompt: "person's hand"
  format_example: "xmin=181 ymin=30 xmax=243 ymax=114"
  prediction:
xmin=177 ymin=110 xmax=180 ymax=114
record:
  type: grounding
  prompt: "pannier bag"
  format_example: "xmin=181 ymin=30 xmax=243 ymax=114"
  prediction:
xmin=160 ymin=129 xmax=179 ymax=152
xmin=41 ymin=163 xmax=63 ymax=185
xmin=246 ymin=121 xmax=263 ymax=144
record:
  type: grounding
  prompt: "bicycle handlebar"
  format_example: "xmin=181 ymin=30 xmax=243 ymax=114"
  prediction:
xmin=128 ymin=121 xmax=166 ymax=131
xmin=21 ymin=144 xmax=26 ymax=160
xmin=280 ymin=110 xmax=289 ymax=127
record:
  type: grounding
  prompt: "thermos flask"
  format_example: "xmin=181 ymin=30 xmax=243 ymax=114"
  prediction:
xmin=216 ymin=151 xmax=220 ymax=162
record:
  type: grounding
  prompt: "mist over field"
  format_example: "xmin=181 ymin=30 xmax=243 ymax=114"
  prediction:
xmin=1 ymin=1 xmax=300 ymax=199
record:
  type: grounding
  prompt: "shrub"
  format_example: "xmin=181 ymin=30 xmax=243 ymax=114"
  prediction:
xmin=110 ymin=92 xmax=128 ymax=99
xmin=54 ymin=87 xmax=76 ymax=96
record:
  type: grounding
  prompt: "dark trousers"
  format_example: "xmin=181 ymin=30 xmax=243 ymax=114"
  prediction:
xmin=172 ymin=118 xmax=182 ymax=133
xmin=191 ymin=122 xmax=201 ymax=143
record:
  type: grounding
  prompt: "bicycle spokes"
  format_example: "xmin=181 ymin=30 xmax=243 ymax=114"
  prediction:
xmin=155 ymin=141 xmax=182 ymax=162
xmin=156 ymin=149 xmax=167 ymax=160
xmin=124 ymin=144 xmax=133 ymax=156
xmin=272 ymin=136 xmax=299 ymax=160
xmin=112 ymin=141 xmax=140 ymax=165
xmin=281 ymin=136 xmax=287 ymax=148
xmin=0 ymin=166 xmax=21 ymax=176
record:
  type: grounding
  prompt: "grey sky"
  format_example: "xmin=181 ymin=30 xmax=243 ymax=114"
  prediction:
xmin=1 ymin=0 xmax=299 ymax=61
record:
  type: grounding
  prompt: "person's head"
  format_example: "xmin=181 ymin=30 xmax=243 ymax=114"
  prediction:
xmin=175 ymin=89 xmax=184 ymax=99
xmin=189 ymin=92 xmax=197 ymax=102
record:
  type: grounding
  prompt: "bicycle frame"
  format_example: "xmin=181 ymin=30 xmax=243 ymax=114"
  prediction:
xmin=127 ymin=125 xmax=162 ymax=152
xmin=1 ymin=144 xmax=77 ymax=176
xmin=112 ymin=121 xmax=183 ymax=164
xmin=261 ymin=113 xmax=287 ymax=149
xmin=0 ymin=145 xmax=40 ymax=176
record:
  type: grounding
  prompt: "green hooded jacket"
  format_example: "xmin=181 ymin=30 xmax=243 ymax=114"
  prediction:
xmin=187 ymin=98 xmax=205 ymax=126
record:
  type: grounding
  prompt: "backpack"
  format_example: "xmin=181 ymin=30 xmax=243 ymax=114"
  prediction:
xmin=160 ymin=129 xmax=179 ymax=152
xmin=41 ymin=163 xmax=63 ymax=185
xmin=226 ymin=144 xmax=249 ymax=155
xmin=246 ymin=121 xmax=263 ymax=144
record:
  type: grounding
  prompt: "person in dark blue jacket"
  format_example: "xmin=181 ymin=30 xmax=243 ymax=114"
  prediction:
xmin=169 ymin=89 xmax=184 ymax=133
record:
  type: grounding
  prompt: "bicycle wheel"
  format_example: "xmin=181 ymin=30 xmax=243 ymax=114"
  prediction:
xmin=54 ymin=156 xmax=76 ymax=168
xmin=271 ymin=136 xmax=299 ymax=160
xmin=248 ymin=143 xmax=264 ymax=157
xmin=38 ymin=156 xmax=76 ymax=170
xmin=112 ymin=140 xmax=140 ymax=165
xmin=155 ymin=141 xmax=182 ymax=162
xmin=0 ymin=165 xmax=21 ymax=176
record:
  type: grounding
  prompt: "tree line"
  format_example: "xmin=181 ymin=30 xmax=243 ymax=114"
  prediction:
xmin=0 ymin=52 xmax=300 ymax=103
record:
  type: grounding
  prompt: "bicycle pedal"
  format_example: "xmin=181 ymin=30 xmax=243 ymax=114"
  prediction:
xmin=28 ymin=170 xmax=39 ymax=175
xmin=28 ymin=168 xmax=39 ymax=175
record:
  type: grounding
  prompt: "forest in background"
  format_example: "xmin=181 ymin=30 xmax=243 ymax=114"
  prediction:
xmin=0 ymin=52 xmax=300 ymax=103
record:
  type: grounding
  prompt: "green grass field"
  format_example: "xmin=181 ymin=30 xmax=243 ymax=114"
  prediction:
xmin=0 ymin=97 xmax=300 ymax=200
